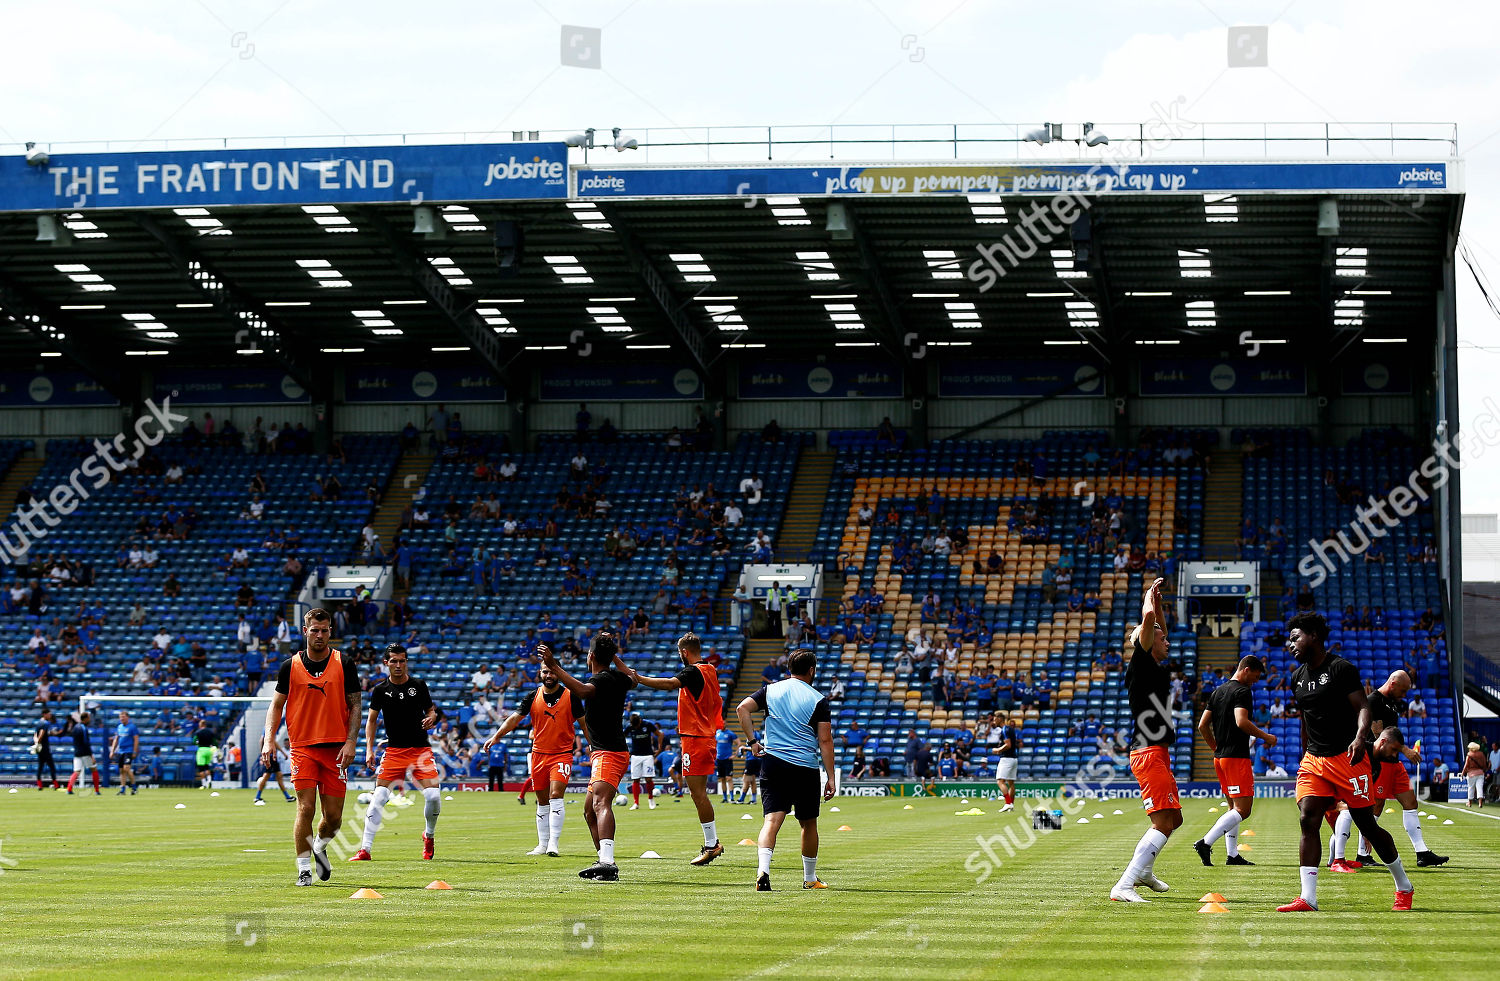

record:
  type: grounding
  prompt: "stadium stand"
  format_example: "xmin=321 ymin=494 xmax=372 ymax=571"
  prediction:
xmin=0 ymin=434 xmax=398 ymax=780
xmin=810 ymin=429 xmax=1209 ymax=783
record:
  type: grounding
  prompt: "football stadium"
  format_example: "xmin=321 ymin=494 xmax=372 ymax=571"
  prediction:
xmin=1 ymin=4 xmax=1498 ymax=979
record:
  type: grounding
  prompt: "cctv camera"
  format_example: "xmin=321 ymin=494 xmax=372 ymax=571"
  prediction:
xmin=24 ymin=142 xmax=49 ymax=167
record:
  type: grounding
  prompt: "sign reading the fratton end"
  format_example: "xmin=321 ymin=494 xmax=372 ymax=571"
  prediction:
xmin=0 ymin=143 xmax=568 ymax=211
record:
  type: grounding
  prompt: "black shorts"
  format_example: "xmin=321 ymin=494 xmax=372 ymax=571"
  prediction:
xmin=760 ymin=754 xmax=821 ymax=820
xmin=264 ymin=756 xmax=281 ymax=774
xmin=743 ymin=756 xmax=762 ymax=777
xmin=716 ymin=758 xmax=733 ymax=778
xmin=117 ymin=753 xmax=135 ymax=767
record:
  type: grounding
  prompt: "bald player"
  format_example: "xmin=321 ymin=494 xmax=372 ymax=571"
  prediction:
xmin=262 ymin=608 xmax=361 ymax=887
xmin=482 ymin=661 xmax=580 ymax=857
xmin=1192 ymin=655 xmax=1276 ymax=866
xmin=624 ymin=632 xmax=727 ymax=866
xmin=1328 ymin=669 xmax=1449 ymax=870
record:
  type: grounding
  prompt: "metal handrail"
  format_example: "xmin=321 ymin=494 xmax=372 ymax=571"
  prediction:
xmin=5 ymin=121 xmax=1459 ymax=163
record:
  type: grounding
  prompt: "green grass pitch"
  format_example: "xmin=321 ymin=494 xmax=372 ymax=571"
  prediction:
xmin=1 ymin=787 xmax=1496 ymax=979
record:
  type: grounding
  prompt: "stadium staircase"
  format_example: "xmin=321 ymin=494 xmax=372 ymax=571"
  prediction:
xmin=0 ymin=452 xmax=45 ymax=515
xmin=370 ymin=450 xmax=434 ymax=584
xmin=1201 ymin=449 xmax=1242 ymax=560
xmin=717 ymin=448 xmax=834 ymax=762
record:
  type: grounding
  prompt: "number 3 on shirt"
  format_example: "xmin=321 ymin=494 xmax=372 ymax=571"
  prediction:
xmin=1348 ymin=774 xmax=1370 ymax=798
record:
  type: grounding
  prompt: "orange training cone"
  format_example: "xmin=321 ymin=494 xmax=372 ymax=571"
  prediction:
xmin=1197 ymin=902 xmax=1229 ymax=913
xmin=1237 ymin=845 xmax=1253 ymax=853
xmin=425 ymin=880 xmax=452 ymax=890
xmin=1241 ymin=829 xmax=1256 ymax=836
xmin=350 ymin=888 xmax=384 ymax=899
xmin=738 ymin=838 xmax=757 ymax=846
xmin=1199 ymin=893 xmax=1227 ymax=903
xmin=837 ymin=825 xmax=853 ymax=831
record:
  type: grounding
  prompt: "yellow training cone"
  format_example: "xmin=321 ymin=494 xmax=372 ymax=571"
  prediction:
xmin=837 ymin=825 xmax=853 ymax=831
xmin=350 ymin=888 xmax=383 ymax=899
xmin=425 ymin=880 xmax=452 ymax=890
xmin=1200 ymin=893 xmax=1227 ymax=903
xmin=903 ymin=804 xmax=914 ymax=810
xmin=738 ymin=838 xmax=757 ymax=846
xmin=1197 ymin=902 xmax=1229 ymax=913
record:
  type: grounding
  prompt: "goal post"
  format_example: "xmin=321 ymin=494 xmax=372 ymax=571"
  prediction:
xmin=78 ymin=694 xmax=274 ymax=789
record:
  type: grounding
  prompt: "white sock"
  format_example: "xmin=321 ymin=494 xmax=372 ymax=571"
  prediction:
xmin=312 ymin=835 xmax=329 ymax=854
xmin=362 ymin=786 xmax=392 ymax=850
xmin=598 ymin=838 xmax=615 ymax=865
xmin=1116 ymin=828 xmax=1168 ymax=890
xmin=1357 ymin=833 xmax=1368 ymax=857
xmin=757 ymin=846 xmax=774 ymax=877
xmin=548 ymin=798 xmax=565 ymax=850
xmin=1203 ymin=809 xmax=1241 ymax=849
xmin=296 ymin=854 xmax=312 ymax=873
xmin=803 ymin=855 xmax=817 ymax=883
xmin=702 ymin=820 xmax=717 ymax=847
xmin=535 ymin=804 xmax=549 ymax=847
xmin=1224 ymin=824 xmax=1240 ymax=858
xmin=1330 ymin=810 xmax=1352 ymax=860
xmin=422 ymin=787 xmax=441 ymax=835
xmin=1300 ymin=865 xmax=1319 ymax=906
xmin=1401 ymin=809 xmax=1427 ymax=851
xmin=1388 ymin=856 xmax=1413 ymax=892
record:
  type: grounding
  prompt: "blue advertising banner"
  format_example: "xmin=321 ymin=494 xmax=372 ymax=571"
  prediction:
xmin=938 ymin=358 xmax=1104 ymax=398
xmin=1341 ymin=358 xmax=1414 ymax=395
xmin=738 ymin=360 xmax=903 ymax=399
xmin=537 ymin=363 xmax=703 ymax=401
xmin=577 ymin=161 xmax=1452 ymax=199
xmin=153 ymin=369 xmax=308 ymax=405
xmin=0 ymin=371 xmax=118 ymax=406
xmin=345 ymin=367 xmax=506 ymax=403
xmin=0 ymin=142 xmax=568 ymax=212
xmin=1139 ymin=358 xmax=1306 ymax=396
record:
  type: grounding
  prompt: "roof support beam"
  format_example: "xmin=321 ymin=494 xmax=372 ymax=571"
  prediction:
xmin=131 ymin=214 xmax=319 ymax=396
xmin=598 ymin=206 xmax=713 ymax=375
xmin=843 ymin=203 xmax=910 ymax=361
xmin=0 ymin=272 xmax=138 ymax=406
xmin=376 ymin=221 xmax=513 ymax=387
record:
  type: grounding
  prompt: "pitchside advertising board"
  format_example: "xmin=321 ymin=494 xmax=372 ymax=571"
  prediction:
xmin=0 ymin=142 xmax=568 ymax=211
xmin=846 ymin=781 xmax=1301 ymax=800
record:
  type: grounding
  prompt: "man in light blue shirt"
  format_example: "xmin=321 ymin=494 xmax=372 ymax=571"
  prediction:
xmin=735 ymin=649 xmax=836 ymax=891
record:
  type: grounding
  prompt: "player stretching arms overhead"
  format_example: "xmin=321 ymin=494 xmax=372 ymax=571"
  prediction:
xmin=261 ymin=608 xmax=361 ymax=887
xmin=482 ymin=661 xmax=580 ymax=858
xmin=541 ymin=637 xmax=636 ymax=881
xmin=351 ymin=645 xmax=445 ymax=862
xmin=1277 ymin=612 xmax=1415 ymax=912
xmin=1193 ymin=655 xmax=1276 ymax=866
xmin=1111 ymin=578 xmax=1179 ymax=903
xmin=625 ymin=632 xmax=727 ymax=865
xmin=1328 ymin=669 xmax=1449 ymax=870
